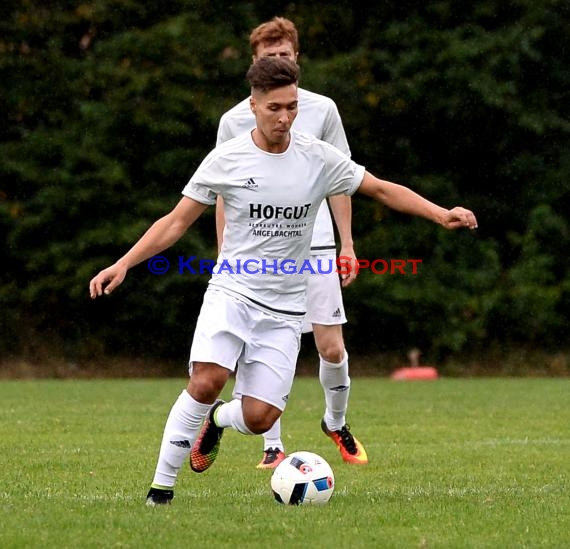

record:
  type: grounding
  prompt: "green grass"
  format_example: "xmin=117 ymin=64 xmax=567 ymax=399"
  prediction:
xmin=1 ymin=377 xmax=569 ymax=548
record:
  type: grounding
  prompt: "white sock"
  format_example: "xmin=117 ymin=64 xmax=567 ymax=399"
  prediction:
xmin=214 ymin=398 xmax=255 ymax=435
xmin=151 ymin=390 xmax=211 ymax=488
xmin=319 ymin=351 xmax=350 ymax=431
xmin=262 ymin=418 xmax=284 ymax=452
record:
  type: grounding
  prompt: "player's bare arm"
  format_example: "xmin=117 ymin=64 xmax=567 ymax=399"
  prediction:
xmin=328 ymin=194 xmax=358 ymax=287
xmin=215 ymin=195 xmax=226 ymax=253
xmin=89 ymin=197 xmax=208 ymax=299
xmin=357 ymin=171 xmax=478 ymax=230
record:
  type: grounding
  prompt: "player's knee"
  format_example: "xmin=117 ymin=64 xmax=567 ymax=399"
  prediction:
xmin=320 ymin=343 xmax=346 ymax=364
xmin=314 ymin=325 xmax=346 ymax=363
xmin=245 ymin=417 xmax=273 ymax=434
xmin=242 ymin=399 xmax=281 ymax=434
xmin=243 ymin=412 xmax=277 ymax=434
xmin=187 ymin=362 xmax=228 ymax=401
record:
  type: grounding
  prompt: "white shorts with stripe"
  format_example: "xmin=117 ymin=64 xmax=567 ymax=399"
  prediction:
xmin=189 ymin=288 xmax=303 ymax=411
xmin=303 ymin=253 xmax=347 ymax=333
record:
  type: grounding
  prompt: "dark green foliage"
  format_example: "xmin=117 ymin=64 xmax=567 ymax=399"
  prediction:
xmin=0 ymin=1 xmax=568 ymax=365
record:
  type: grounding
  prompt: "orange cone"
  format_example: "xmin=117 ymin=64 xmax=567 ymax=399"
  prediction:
xmin=390 ymin=348 xmax=439 ymax=380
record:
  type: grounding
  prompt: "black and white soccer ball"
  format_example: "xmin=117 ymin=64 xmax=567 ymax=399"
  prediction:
xmin=271 ymin=451 xmax=335 ymax=505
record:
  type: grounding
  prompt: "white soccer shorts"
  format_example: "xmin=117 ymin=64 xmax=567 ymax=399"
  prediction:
xmin=189 ymin=288 xmax=303 ymax=411
xmin=302 ymin=254 xmax=347 ymax=333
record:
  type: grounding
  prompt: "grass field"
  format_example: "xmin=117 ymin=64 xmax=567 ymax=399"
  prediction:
xmin=1 ymin=377 xmax=569 ymax=548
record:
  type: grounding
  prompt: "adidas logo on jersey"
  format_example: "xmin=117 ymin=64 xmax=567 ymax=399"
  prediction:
xmin=242 ymin=177 xmax=258 ymax=189
xmin=332 ymin=308 xmax=342 ymax=318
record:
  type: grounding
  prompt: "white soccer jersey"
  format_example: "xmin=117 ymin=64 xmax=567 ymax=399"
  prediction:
xmin=216 ymin=88 xmax=351 ymax=253
xmin=183 ymin=130 xmax=364 ymax=317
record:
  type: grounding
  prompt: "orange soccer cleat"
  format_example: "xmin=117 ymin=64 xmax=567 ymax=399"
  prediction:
xmin=256 ymin=447 xmax=286 ymax=469
xmin=321 ymin=419 xmax=368 ymax=465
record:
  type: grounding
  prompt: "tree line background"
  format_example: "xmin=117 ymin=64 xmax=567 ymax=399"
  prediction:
xmin=1 ymin=0 xmax=568 ymax=374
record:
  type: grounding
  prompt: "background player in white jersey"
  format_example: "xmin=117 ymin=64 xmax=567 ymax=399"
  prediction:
xmin=216 ymin=17 xmax=367 ymax=469
xmin=89 ymin=57 xmax=478 ymax=506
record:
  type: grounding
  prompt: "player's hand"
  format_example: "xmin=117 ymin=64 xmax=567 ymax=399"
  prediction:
xmin=441 ymin=207 xmax=478 ymax=230
xmin=89 ymin=263 xmax=127 ymax=299
xmin=338 ymin=246 xmax=358 ymax=287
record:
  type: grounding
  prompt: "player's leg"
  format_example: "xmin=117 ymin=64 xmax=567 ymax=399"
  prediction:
xmin=306 ymin=257 xmax=368 ymax=465
xmin=257 ymin=417 xmax=286 ymax=469
xmin=146 ymin=289 xmax=245 ymax=505
xmin=312 ymin=322 xmax=349 ymax=425
xmin=192 ymin=302 xmax=301 ymax=472
xmin=233 ymin=378 xmax=286 ymax=469
xmin=305 ymin=256 xmax=350 ymax=427
xmin=249 ymin=308 xmax=301 ymax=469
xmin=313 ymin=323 xmax=368 ymax=465
xmin=251 ymin=313 xmax=290 ymax=468
xmin=147 ymin=363 xmax=231 ymax=505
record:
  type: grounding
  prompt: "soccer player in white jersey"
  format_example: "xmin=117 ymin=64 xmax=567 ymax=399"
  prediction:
xmin=216 ymin=17 xmax=367 ymax=469
xmin=89 ymin=57 xmax=478 ymax=506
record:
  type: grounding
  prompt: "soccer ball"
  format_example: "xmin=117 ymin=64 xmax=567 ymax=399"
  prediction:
xmin=271 ymin=451 xmax=334 ymax=505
